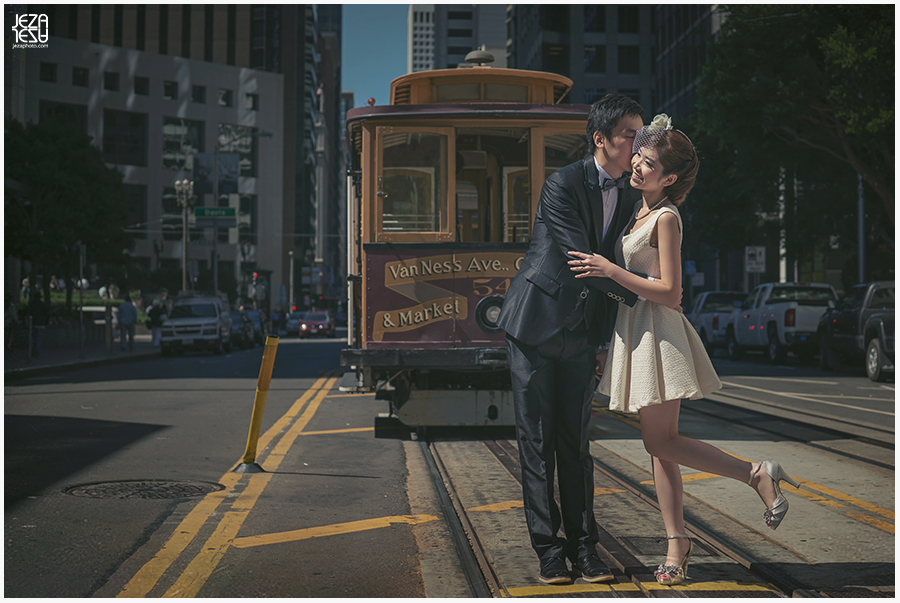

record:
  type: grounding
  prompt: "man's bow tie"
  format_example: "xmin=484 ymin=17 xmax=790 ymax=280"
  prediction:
xmin=601 ymin=174 xmax=629 ymax=191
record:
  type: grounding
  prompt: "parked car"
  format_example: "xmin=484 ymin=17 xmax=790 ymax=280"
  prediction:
xmin=244 ymin=310 xmax=268 ymax=345
xmin=724 ymin=282 xmax=837 ymax=364
xmin=284 ymin=311 xmax=306 ymax=336
xmin=160 ymin=294 xmax=232 ymax=355
xmin=229 ymin=310 xmax=255 ymax=349
xmin=818 ymin=281 xmax=894 ymax=381
xmin=299 ymin=312 xmax=336 ymax=338
xmin=686 ymin=291 xmax=745 ymax=353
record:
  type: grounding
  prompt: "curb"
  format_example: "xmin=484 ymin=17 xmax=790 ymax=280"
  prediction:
xmin=4 ymin=349 xmax=159 ymax=381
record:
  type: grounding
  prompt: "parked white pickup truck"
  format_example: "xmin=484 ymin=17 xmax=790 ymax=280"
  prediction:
xmin=724 ymin=282 xmax=837 ymax=364
xmin=686 ymin=291 xmax=746 ymax=353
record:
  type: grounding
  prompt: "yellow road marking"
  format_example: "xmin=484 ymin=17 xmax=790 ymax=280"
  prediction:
xmin=506 ymin=584 xmax=614 ymax=596
xmin=163 ymin=377 xmax=338 ymax=596
xmin=668 ymin=581 xmax=776 ymax=592
xmin=164 ymin=473 xmax=273 ymax=597
xmin=231 ymin=515 xmax=439 ymax=549
xmin=596 ymin=404 xmax=893 ymax=533
xmin=300 ymin=427 xmax=375 ymax=436
xmin=594 ymin=486 xmax=626 ymax=495
xmin=116 ymin=472 xmax=242 ymax=598
xmin=469 ymin=500 xmax=524 ymax=513
xmin=846 ymin=513 xmax=895 ymax=534
xmin=116 ymin=376 xmax=333 ymax=598
xmin=800 ymin=481 xmax=894 ymax=520
xmin=506 ymin=581 xmax=775 ymax=597
xmin=641 ymin=471 xmax=720 ymax=485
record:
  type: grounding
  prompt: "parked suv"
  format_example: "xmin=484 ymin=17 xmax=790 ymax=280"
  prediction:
xmin=160 ymin=294 xmax=232 ymax=355
xmin=818 ymin=281 xmax=894 ymax=381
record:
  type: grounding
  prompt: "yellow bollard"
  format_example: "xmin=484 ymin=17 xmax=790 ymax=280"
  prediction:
xmin=234 ymin=335 xmax=279 ymax=473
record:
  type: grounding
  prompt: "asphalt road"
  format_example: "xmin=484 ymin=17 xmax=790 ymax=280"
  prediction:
xmin=5 ymin=331 xmax=426 ymax=598
xmin=4 ymin=335 xmax=892 ymax=596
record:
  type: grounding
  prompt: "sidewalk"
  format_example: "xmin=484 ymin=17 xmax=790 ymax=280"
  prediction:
xmin=4 ymin=333 xmax=159 ymax=381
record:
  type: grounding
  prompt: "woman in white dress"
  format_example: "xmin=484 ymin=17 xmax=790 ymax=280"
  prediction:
xmin=567 ymin=116 xmax=800 ymax=586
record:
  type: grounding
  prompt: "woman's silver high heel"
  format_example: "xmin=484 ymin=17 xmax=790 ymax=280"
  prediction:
xmin=750 ymin=461 xmax=801 ymax=530
xmin=654 ymin=535 xmax=692 ymax=585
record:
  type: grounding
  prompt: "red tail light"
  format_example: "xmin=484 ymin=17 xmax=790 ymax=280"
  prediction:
xmin=784 ymin=308 xmax=795 ymax=327
xmin=713 ymin=316 xmax=719 ymax=329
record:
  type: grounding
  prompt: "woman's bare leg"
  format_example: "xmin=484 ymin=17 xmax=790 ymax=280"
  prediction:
xmin=639 ymin=400 xmax=778 ymax=510
xmin=652 ymin=455 xmax=691 ymax=564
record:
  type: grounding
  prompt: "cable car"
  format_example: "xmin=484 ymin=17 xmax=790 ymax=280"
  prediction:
xmin=342 ymin=51 xmax=591 ymax=427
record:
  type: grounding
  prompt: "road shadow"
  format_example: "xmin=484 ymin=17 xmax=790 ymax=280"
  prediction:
xmin=5 ymin=414 xmax=167 ymax=509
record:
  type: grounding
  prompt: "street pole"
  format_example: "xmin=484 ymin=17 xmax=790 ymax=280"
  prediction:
xmin=289 ymin=250 xmax=294 ymax=311
xmin=857 ymin=173 xmax=865 ymax=284
xmin=78 ymin=242 xmax=85 ymax=357
xmin=176 ymin=180 xmax=194 ymax=293
xmin=213 ymin=143 xmax=219 ymax=293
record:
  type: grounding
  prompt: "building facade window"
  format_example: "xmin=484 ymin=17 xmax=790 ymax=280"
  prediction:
xmin=134 ymin=76 xmax=149 ymax=95
xmin=583 ymin=88 xmax=606 ymax=104
xmin=162 ymin=117 xmax=205 ymax=170
xmin=618 ymin=6 xmax=640 ymax=33
xmin=542 ymin=43 xmax=569 ymax=75
xmin=218 ymin=123 xmax=258 ymax=177
xmin=72 ymin=66 xmax=89 ymax=87
xmin=192 ymin=85 xmax=206 ymax=103
xmin=218 ymin=89 xmax=233 ymax=107
xmin=584 ymin=46 xmax=606 ymax=73
xmin=585 ymin=6 xmax=605 ymax=32
xmin=39 ymin=100 xmax=88 ymax=133
xmin=104 ymin=71 xmax=120 ymax=91
xmin=39 ymin=62 xmax=57 ymax=83
xmin=102 ymin=109 xmax=148 ymax=166
xmin=163 ymin=80 xmax=178 ymax=100
xmin=245 ymin=93 xmax=259 ymax=111
xmin=123 ymin=184 xmax=148 ymax=239
xmin=618 ymin=45 xmax=640 ymax=73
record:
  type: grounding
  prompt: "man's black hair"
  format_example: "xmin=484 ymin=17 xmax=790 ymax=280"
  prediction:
xmin=586 ymin=94 xmax=646 ymax=151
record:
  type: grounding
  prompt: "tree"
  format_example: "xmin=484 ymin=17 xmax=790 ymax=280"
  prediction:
xmin=5 ymin=117 xmax=133 ymax=307
xmin=697 ymin=5 xmax=894 ymax=249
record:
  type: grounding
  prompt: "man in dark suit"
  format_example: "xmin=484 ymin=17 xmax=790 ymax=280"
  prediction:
xmin=496 ymin=94 xmax=645 ymax=585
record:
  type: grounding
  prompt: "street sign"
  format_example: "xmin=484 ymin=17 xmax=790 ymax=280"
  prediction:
xmin=684 ymin=261 xmax=696 ymax=276
xmin=195 ymin=207 xmax=236 ymax=218
xmin=195 ymin=219 xmax=237 ymax=228
xmin=745 ymin=246 xmax=766 ymax=273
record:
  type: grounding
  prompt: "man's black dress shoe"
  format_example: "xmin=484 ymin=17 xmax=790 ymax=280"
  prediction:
xmin=573 ymin=553 xmax=614 ymax=583
xmin=539 ymin=557 xmax=571 ymax=584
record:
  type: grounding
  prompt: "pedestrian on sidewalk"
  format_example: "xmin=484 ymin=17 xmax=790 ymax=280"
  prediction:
xmin=569 ymin=115 xmax=801 ymax=587
xmin=147 ymin=299 xmax=166 ymax=348
xmin=28 ymin=290 xmax=48 ymax=356
xmin=118 ymin=295 xmax=137 ymax=352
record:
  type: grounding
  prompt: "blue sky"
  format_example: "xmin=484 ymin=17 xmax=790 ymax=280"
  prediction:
xmin=341 ymin=5 xmax=409 ymax=108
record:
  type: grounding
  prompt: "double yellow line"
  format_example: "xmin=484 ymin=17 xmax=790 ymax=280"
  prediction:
xmin=117 ymin=375 xmax=338 ymax=598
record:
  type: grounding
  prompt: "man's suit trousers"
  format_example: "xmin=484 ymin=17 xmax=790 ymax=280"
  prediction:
xmin=506 ymin=325 xmax=600 ymax=562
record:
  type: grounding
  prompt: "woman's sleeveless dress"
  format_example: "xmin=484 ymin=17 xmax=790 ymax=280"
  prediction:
xmin=599 ymin=205 xmax=721 ymax=413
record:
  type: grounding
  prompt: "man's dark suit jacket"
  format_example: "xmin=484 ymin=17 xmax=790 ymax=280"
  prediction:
xmin=497 ymin=155 xmax=640 ymax=348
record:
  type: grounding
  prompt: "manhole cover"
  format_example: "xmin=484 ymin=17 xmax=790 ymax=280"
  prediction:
xmin=63 ymin=479 xmax=225 ymax=499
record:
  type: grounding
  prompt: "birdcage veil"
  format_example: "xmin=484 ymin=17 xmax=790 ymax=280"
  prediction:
xmin=633 ymin=113 xmax=674 ymax=153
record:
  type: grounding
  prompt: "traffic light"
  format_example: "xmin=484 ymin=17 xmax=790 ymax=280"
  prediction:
xmin=252 ymin=272 xmax=258 ymax=284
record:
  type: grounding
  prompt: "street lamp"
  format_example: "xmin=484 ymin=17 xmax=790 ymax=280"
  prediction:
xmin=174 ymin=179 xmax=195 ymax=293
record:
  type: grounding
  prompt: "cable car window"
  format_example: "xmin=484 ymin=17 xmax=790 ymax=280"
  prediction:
xmin=455 ymin=128 xmax=529 ymax=243
xmin=376 ymin=128 xmax=449 ymax=239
